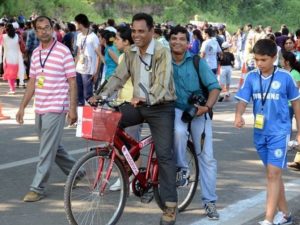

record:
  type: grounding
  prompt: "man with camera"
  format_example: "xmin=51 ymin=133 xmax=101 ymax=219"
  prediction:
xmin=169 ymin=26 xmax=221 ymax=220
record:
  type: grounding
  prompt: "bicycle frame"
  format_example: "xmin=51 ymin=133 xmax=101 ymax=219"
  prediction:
xmin=97 ymin=126 xmax=159 ymax=194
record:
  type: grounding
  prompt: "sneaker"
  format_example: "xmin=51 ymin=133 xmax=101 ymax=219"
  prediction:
xmin=274 ymin=212 xmax=285 ymax=224
xmin=109 ymin=175 xmax=134 ymax=191
xmin=204 ymin=202 xmax=219 ymax=220
xmin=176 ymin=169 xmax=190 ymax=187
xmin=160 ymin=202 xmax=177 ymax=225
xmin=110 ymin=178 xmax=121 ymax=191
xmin=7 ymin=91 xmax=15 ymax=95
xmin=287 ymin=162 xmax=300 ymax=170
xmin=273 ymin=212 xmax=292 ymax=225
xmin=23 ymin=191 xmax=44 ymax=202
xmin=259 ymin=220 xmax=274 ymax=225
xmin=68 ymin=123 xmax=77 ymax=128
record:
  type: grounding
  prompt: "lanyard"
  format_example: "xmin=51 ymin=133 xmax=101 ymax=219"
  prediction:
xmin=259 ymin=66 xmax=276 ymax=111
xmin=39 ymin=40 xmax=57 ymax=72
xmin=139 ymin=55 xmax=152 ymax=71
xmin=80 ymin=29 xmax=89 ymax=50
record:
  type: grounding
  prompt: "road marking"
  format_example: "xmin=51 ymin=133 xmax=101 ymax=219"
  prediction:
xmin=190 ymin=178 xmax=300 ymax=225
xmin=0 ymin=148 xmax=88 ymax=170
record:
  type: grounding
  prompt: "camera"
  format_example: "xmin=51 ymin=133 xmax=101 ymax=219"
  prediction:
xmin=181 ymin=93 xmax=207 ymax=123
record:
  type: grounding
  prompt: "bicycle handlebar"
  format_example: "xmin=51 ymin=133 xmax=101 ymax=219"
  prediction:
xmin=91 ymin=81 xmax=151 ymax=108
xmin=89 ymin=99 xmax=128 ymax=109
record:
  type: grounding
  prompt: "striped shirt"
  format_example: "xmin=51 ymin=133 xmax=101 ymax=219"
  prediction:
xmin=30 ymin=40 xmax=76 ymax=114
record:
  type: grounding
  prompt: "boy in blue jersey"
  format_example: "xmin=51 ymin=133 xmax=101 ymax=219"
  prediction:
xmin=234 ymin=39 xmax=300 ymax=225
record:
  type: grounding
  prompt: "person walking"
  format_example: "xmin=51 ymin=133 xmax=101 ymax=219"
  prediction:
xmin=89 ymin=13 xmax=177 ymax=225
xmin=234 ymin=39 xmax=300 ymax=225
xmin=200 ymin=27 xmax=222 ymax=75
xmin=74 ymin=14 xmax=101 ymax=106
xmin=2 ymin=23 xmax=25 ymax=94
xmin=16 ymin=16 xmax=78 ymax=202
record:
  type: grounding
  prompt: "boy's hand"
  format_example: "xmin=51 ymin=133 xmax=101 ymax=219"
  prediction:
xmin=234 ymin=116 xmax=245 ymax=128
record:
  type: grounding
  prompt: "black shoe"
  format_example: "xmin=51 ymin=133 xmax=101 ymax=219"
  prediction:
xmin=218 ymin=96 xmax=224 ymax=102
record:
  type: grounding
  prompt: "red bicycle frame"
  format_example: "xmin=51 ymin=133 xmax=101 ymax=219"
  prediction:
xmin=98 ymin=126 xmax=159 ymax=194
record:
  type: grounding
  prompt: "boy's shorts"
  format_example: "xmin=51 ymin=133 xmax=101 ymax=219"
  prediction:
xmin=254 ymin=133 xmax=289 ymax=169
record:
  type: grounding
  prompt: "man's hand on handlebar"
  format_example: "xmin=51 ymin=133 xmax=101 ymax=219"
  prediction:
xmin=131 ymin=97 xmax=146 ymax=107
xmin=88 ymin=95 xmax=106 ymax=106
xmin=88 ymin=96 xmax=98 ymax=105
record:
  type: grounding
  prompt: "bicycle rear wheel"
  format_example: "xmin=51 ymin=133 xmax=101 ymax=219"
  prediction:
xmin=154 ymin=141 xmax=199 ymax=212
xmin=64 ymin=150 xmax=128 ymax=225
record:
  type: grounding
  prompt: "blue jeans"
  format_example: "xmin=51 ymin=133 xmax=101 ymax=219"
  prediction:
xmin=174 ymin=108 xmax=218 ymax=204
xmin=76 ymin=73 xmax=93 ymax=106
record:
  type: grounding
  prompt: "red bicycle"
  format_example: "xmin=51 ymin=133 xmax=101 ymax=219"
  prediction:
xmin=64 ymin=100 xmax=199 ymax=225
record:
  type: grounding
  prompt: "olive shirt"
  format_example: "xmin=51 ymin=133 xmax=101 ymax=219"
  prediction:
xmin=100 ymin=39 xmax=176 ymax=105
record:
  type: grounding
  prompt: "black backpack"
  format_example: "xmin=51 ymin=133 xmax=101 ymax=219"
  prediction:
xmin=192 ymin=54 xmax=213 ymax=119
xmin=192 ymin=54 xmax=209 ymax=100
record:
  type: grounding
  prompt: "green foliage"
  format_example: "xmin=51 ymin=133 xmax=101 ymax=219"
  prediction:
xmin=0 ymin=0 xmax=299 ymax=32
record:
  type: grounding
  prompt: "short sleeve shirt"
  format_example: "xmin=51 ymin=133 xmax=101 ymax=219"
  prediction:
xmin=76 ymin=32 xmax=99 ymax=74
xmin=200 ymin=38 xmax=222 ymax=69
xmin=30 ymin=40 xmax=76 ymax=114
xmin=235 ymin=68 xmax=300 ymax=135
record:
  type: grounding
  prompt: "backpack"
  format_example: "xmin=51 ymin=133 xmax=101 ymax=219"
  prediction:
xmin=192 ymin=54 xmax=213 ymax=119
xmin=192 ymin=54 xmax=209 ymax=99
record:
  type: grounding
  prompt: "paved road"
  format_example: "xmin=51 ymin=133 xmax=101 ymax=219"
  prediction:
xmin=0 ymin=72 xmax=299 ymax=225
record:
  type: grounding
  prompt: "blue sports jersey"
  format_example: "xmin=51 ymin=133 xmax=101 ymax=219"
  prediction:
xmin=235 ymin=67 xmax=300 ymax=135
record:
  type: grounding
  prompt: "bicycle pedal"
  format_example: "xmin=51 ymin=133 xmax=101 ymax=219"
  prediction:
xmin=140 ymin=192 xmax=153 ymax=204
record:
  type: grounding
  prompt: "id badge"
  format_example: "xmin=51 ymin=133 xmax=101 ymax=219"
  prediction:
xmin=79 ymin=54 xmax=85 ymax=64
xmin=37 ymin=75 xmax=45 ymax=88
xmin=254 ymin=114 xmax=264 ymax=129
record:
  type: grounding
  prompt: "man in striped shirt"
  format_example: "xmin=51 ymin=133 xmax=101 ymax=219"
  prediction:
xmin=16 ymin=16 xmax=78 ymax=202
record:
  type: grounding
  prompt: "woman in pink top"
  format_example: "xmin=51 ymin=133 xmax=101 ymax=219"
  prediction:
xmin=2 ymin=23 xmax=25 ymax=94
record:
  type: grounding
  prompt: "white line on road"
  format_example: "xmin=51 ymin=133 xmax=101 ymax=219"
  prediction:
xmin=0 ymin=148 xmax=88 ymax=170
xmin=190 ymin=178 xmax=300 ymax=225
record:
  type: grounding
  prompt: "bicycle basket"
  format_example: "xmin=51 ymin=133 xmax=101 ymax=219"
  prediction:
xmin=76 ymin=106 xmax=122 ymax=142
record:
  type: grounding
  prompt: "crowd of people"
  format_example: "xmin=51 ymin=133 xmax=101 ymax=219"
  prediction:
xmin=1 ymin=11 xmax=300 ymax=225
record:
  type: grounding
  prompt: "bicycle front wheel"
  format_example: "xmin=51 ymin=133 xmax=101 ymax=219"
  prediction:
xmin=64 ymin=150 xmax=128 ymax=225
xmin=154 ymin=141 xmax=199 ymax=212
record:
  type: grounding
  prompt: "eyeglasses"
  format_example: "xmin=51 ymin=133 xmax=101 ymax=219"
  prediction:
xmin=36 ymin=26 xmax=52 ymax=32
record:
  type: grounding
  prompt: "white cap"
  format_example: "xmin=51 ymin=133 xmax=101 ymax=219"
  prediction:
xmin=221 ymin=42 xmax=231 ymax=49
xmin=104 ymin=26 xmax=117 ymax=34
xmin=12 ymin=22 xmax=19 ymax=29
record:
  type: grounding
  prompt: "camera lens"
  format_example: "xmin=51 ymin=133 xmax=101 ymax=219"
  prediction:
xmin=181 ymin=107 xmax=197 ymax=123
